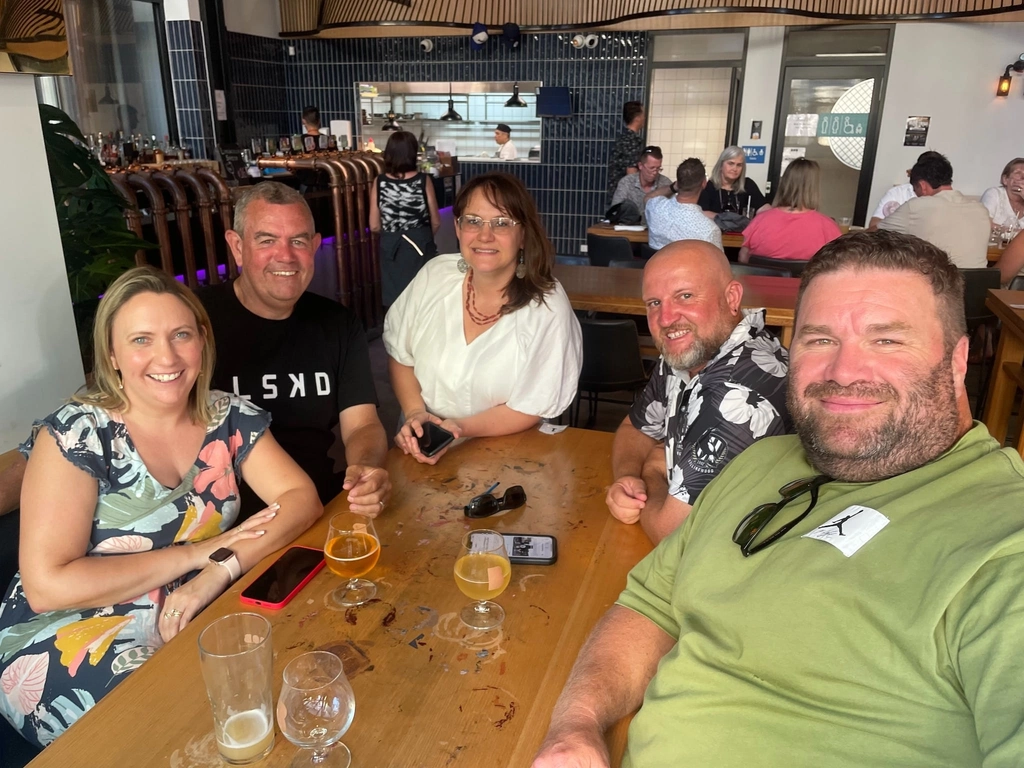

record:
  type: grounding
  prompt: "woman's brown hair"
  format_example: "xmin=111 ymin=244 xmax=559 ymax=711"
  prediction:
xmin=775 ymin=158 xmax=821 ymax=211
xmin=72 ymin=266 xmax=216 ymax=424
xmin=454 ymin=172 xmax=555 ymax=314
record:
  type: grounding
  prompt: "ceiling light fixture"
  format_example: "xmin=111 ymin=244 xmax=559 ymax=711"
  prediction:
xmin=505 ymin=82 xmax=528 ymax=108
xmin=440 ymin=82 xmax=463 ymax=121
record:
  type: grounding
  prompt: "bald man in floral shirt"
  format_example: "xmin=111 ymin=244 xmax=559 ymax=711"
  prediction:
xmin=606 ymin=241 xmax=791 ymax=543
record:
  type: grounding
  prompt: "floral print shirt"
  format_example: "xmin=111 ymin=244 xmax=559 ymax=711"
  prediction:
xmin=0 ymin=391 xmax=269 ymax=749
xmin=628 ymin=310 xmax=791 ymax=504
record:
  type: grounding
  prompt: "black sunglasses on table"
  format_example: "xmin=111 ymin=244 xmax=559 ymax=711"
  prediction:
xmin=732 ymin=475 xmax=833 ymax=557
xmin=464 ymin=485 xmax=527 ymax=519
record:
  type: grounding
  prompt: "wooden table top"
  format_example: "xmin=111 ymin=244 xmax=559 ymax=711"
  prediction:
xmin=28 ymin=429 xmax=650 ymax=768
xmin=985 ymin=290 xmax=1024 ymax=330
xmin=587 ymin=222 xmax=743 ymax=249
xmin=553 ymin=263 xmax=799 ymax=332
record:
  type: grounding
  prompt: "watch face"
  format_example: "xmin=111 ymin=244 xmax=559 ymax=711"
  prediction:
xmin=210 ymin=547 xmax=234 ymax=564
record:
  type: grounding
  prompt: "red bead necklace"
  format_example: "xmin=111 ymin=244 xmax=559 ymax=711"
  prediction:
xmin=464 ymin=269 xmax=501 ymax=326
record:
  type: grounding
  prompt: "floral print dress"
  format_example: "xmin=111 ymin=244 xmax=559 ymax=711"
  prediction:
xmin=0 ymin=391 xmax=269 ymax=749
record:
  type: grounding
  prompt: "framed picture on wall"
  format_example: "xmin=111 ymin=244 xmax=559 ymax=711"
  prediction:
xmin=0 ymin=0 xmax=70 ymax=75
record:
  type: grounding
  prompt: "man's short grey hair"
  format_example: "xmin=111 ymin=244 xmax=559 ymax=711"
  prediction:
xmin=233 ymin=182 xmax=313 ymax=237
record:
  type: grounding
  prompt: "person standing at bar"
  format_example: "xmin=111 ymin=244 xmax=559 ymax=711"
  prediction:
xmin=607 ymin=101 xmax=646 ymax=197
xmin=301 ymin=106 xmax=321 ymax=136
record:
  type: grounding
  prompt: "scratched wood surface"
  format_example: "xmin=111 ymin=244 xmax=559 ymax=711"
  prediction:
xmin=27 ymin=427 xmax=651 ymax=768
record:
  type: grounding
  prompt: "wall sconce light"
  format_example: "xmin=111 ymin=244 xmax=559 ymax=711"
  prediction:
xmin=996 ymin=54 xmax=1024 ymax=98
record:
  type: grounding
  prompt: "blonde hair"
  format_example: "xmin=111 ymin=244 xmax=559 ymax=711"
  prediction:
xmin=73 ymin=266 xmax=216 ymax=424
xmin=709 ymin=146 xmax=747 ymax=192
xmin=775 ymin=158 xmax=821 ymax=211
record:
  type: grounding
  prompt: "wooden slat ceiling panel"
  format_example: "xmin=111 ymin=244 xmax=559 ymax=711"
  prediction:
xmin=281 ymin=0 xmax=1024 ymax=35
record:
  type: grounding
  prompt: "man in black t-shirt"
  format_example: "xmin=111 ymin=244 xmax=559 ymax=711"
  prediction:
xmin=199 ymin=182 xmax=390 ymax=519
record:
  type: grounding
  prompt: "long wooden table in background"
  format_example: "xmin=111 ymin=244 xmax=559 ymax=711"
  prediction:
xmin=554 ymin=263 xmax=800 ymax=346
xmin=982 ymin=289 xmax=1024 ymax=449
xmin=28 ymin=429 xmax=651 ymax=768
xmin=587 ymin=222 xmax=743 ymax=249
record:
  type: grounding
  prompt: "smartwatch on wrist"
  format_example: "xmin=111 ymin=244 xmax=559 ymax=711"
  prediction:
xmin=209 ymin=547 xmax=241 ymax=582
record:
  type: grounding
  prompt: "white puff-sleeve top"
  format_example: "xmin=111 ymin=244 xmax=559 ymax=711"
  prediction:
xmin=383 ymin=253 xmax=583 ymax=420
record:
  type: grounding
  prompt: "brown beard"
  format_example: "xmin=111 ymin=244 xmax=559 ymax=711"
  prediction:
xmin=788 ymin=355 xmax=961 ymax=482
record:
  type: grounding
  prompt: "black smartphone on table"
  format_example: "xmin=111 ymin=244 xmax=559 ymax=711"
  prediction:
xmin=239 ymin=546 xmax=325 ymax=609
xmin=417 ymin=422 xmax=455 ymax=457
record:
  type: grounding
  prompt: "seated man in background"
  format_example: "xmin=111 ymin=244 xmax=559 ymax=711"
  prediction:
xmin=878 ymin=153 xmax=990 ymax=268
xmin=606 ymin=240 xmax=789 ymax=544
xmin=534 ymin=230 xmax=1024 ymax=768
xmin=644 ymin=158 xmax=723 ymax=251
xmin=200 ymin=182 xmax=390 ymax=518
xmin=867 ymin=150 xmax=945 ymax=229
xmin=610 ymin=146 xmax=672 ymax=224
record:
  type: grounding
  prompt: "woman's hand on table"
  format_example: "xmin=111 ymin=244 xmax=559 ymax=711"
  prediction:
xmin=343 ymin=465 xmax=391 ymax=517
xmin=158 ymin=565 xmax=232 ymax=643
xmin=395 ymin=410 xmax=463 ymax=465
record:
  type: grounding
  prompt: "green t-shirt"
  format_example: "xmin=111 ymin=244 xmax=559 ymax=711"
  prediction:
xmin=618 ymin=423 xmax=1024 ymax=768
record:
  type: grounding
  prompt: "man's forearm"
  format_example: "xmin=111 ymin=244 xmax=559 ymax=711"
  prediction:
xmin=344 ymin=422 xmax=388 ymax=468
xmin=638 ymin=454 xmax=692 ymax=543
xmin=546 ymin=605 xmax=674 ymax=737
xmin=611 ymin=419 xmax=658 ymax=481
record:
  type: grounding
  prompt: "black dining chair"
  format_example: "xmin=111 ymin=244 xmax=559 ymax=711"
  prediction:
xmin=555 ymin=254 xmax=592 ymax=267
xmin=639 ymin=244 xmax=658 ymax=261
xmin=608 ymin=259 xmax=645 ymax=269
xmin=587 ymin=233 xmax=634 ymax=268
xmin=574 ymin=319 xmax=652 ymax=429
xmin=732 ymin=263 xmax=791 ymax=277
xmin=961 ymin=267 xmax=1002 ymax=416
xmin=747 ymin=255 xmax=809 ymax=277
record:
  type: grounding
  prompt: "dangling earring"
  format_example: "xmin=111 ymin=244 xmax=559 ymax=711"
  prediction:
xmin=115 ymin=369 xmax=124 ymax=390
xmin=457 ymin=256 xmax=469 ymax=274
xmin=515 ymin=250 xmax=526 ymax=279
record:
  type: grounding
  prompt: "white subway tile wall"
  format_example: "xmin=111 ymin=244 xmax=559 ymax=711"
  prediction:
xmin=647 ymin=67 xmax=731 ymax=177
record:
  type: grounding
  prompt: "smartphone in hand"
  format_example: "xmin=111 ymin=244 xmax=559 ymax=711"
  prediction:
xmin=417 ymin=422 xmax=455 ymax=457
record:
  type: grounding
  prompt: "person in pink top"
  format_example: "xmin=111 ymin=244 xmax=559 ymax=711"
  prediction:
xmin=739 ymin=158 xmax=842 ymax=263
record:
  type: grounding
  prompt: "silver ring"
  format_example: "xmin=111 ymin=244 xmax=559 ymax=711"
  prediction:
xmin=378 ymin=500 xmax=385 ymax=513
xmin=164 ymin=609 xmax=182 ymax=619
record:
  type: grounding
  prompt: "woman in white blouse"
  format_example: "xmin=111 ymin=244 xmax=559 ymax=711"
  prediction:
xmin=981 ymin=158 xmax=1024 ymax=230
xmin=383 ymin=172 xmax=583 ymax=464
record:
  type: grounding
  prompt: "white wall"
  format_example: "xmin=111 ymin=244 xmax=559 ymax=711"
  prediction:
xmin=222 ymin=0 xmax=281 ymax=37
xmin=737 ymin=26 xmax=784 ymax=190
xmin=0 ymin=77 xmax=85 ymax=451
xmin=869 ymin=21 xmax=1024 ymax=208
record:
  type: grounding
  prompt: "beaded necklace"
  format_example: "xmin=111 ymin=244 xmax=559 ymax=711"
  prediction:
xmin=464 ymin=268 xmax=501 ymax=325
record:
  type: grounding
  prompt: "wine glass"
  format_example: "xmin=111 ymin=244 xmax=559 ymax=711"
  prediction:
xmin=454 ymin=529 xmax=511 ymax=631
xmin=277 ymin=651 xmax=355 ymax=768
xmin=324 ymin=512 xmax=380 ymax=607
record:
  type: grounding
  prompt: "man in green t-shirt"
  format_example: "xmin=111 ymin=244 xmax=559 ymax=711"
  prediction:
xmin=532 ymin=230 xmax=1024 ymax=768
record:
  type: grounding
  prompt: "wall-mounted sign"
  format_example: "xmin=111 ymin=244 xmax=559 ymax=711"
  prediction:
xmin=780 ymin=146 xmax=806 ymax=174
xmin=750 ymin=121 xmax=762 ymax=140
xmin=742 ymin=146 xmax=766 ymax=164
xmin=785 ymin=113 xmax=819 ymax=137
xmin=904 ymin=116 xmax=930 ymax=147
xmin=817 ymin=113 xmax=868 ymax=138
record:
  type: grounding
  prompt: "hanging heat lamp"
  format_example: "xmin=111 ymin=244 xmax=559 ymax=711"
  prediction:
xmin=382 ymin=83 xmax=400 ymax=131
xmin=439 ymin=82 xmax=463 ymax=121
xmin=505 ymin=81 xmax=527 ymax=108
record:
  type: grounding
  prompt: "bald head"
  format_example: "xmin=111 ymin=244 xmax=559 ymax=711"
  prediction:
xmin=642 ymin=240 xmax=743 ymax=374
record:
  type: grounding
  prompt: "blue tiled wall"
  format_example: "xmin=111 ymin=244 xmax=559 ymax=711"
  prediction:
xmin=224 ymin=31 xmax=649 ymax=255
xmin=167 ymin=20 xmax=215 ymax=159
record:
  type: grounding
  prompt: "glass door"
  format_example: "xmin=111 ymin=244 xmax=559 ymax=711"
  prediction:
xmin=770 ymin=65 xmax=885 ymax=225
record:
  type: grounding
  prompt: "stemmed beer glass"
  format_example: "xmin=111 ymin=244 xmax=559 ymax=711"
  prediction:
xmin=454 ymin=529 xmax=511 ymax=630
xmin=324 ymin=511 xmax=380 ymax=607
xmin=277 ymin=651 xmax=355 ymax=768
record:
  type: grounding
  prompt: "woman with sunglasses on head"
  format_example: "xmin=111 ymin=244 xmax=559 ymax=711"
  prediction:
xmin=383 ymin=172 xmax=582 ymax=464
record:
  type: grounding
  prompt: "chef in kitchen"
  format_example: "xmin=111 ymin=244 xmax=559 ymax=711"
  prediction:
xmin=494 ymin=123 xmax=518 ymax=160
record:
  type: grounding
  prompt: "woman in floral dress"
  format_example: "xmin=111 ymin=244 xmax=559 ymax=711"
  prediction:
xmin=0 ymin=267 xmax=321 ymax=749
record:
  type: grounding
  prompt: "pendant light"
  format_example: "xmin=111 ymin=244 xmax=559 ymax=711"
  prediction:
xmin=440 ymin=83 xmax=463 ymax=121
xmin=382 ymin=83 xmax=400 ymax=131
xmin=505 ymin=82 xmax=527 ymax=108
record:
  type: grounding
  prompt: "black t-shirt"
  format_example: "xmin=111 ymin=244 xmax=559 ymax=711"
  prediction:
xmin=698 ymin=178 xmax=767 ymax=215
xmin=198 ymin=281 xmax=378 ymax=503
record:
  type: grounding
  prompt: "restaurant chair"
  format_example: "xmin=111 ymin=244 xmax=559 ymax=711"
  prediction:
xmin=608 ymin=259 xmax=645 ymax=269
xmin=732 ymin=263 xmax=791 ymax=278
xmin=555 ymin=254 xmax=592 ymax=267
xmin=640 ymin=244 xmax=658 ymax=261
xmin=994 ymin=362 xmax=1024 ymax=460
xmin=587 ymin=233 xmax=634 ymax=268
xmin=574 ymin=319 xmax=652 ymax=429
xmin=747 ymin=255 xmax=809 ymax=277
xmin=961 ymin=267 xmax=1002 ymax=416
